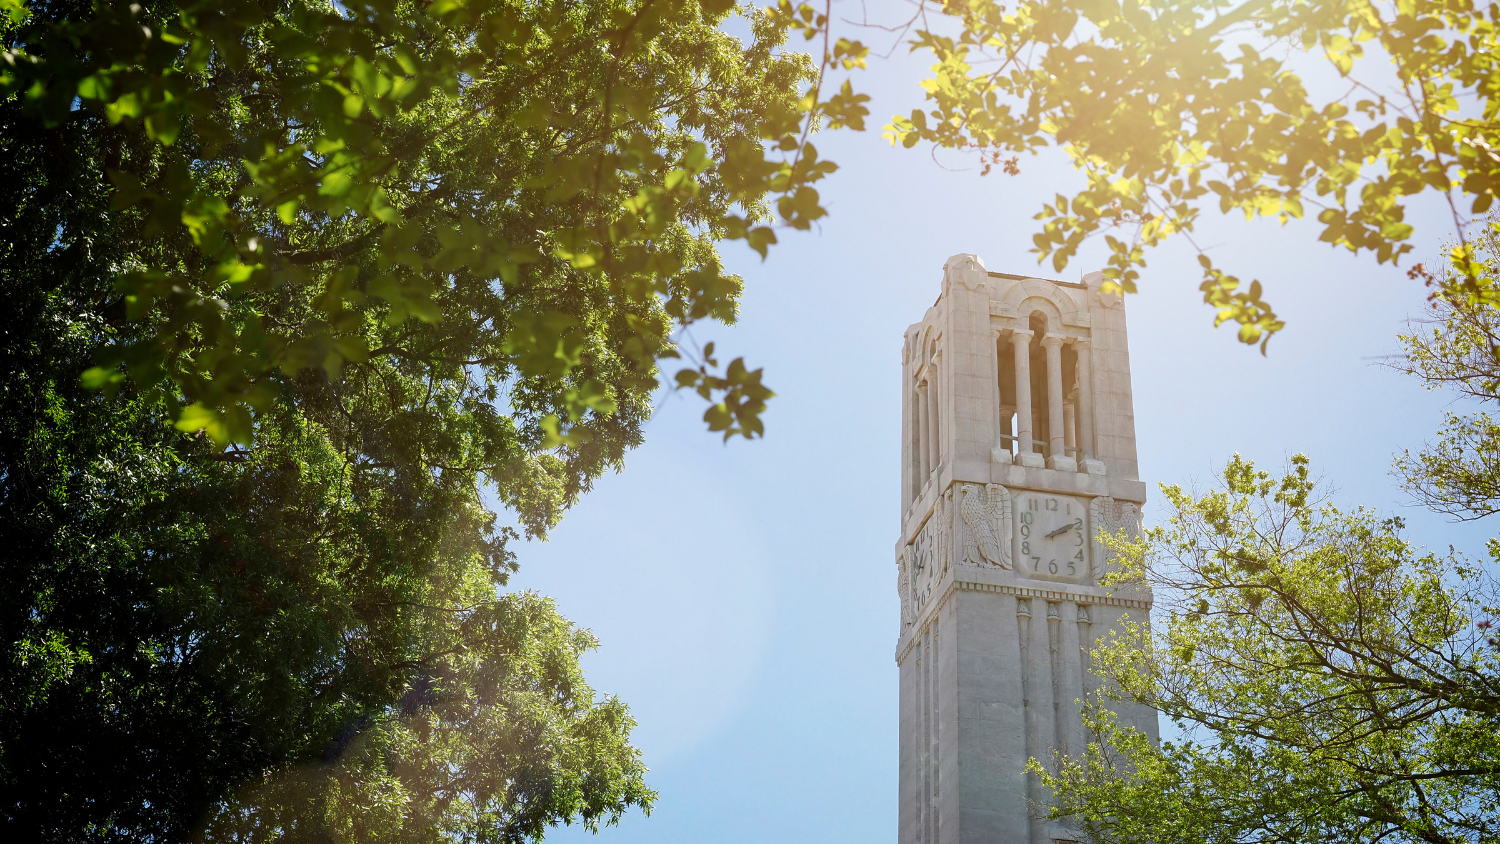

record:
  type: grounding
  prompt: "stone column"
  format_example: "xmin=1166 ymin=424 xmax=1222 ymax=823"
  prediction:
xmin=928 ymin=365 xmax=941 ymax=475
xmin=1063 ymin=399 xmax=1077 ymax=458
xmin=910 ymin=383 xmax=922 ymax=504
xmin=1074 ymin=339 xmax=1105 ymax=476
xmin=913 ymin=383 xmax=921 ymax=489
xmin=1057 ymin=600 xmax=1085 ymax=760
xmin=999 ymin=405 xmax=1015 ymax=459
xmin=1042 ymin=336 xmax=1077 ymax=472
xmin=990 ymin=330 xmax=1011 ymax=463
xmin=1010 ymin=330 xmax=1045 ymax=468
xmin=1027 ymin=600 xmax=1057 ymax=844
xmin=1057 ymin=600 xmax=1087 ymax=842
xmin=1074 ymin=605 xmax=1098 ymax=773
xmin=1048 ymin=602 xmax=1068 ymax=760
xmin=1016 ymin=599 xmax=1041 ymax=844
xmin=912 ymin=380 xmax=924 ymax=485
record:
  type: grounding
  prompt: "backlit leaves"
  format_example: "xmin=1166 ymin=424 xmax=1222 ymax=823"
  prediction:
xmin=2 ymin=0 xmax=867 ymax=445
xmin=880 ymin=0 xmax=1500 ymax=350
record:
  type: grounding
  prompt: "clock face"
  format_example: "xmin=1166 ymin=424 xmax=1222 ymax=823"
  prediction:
xmin=1014 ymin=492 xmax=1090 ymax=583
xmin=908 ymin=513 xmax=941 ymax=617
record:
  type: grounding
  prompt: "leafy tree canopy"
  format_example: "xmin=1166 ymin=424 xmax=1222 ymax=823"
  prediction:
xmin=881 ymin=0 xmax=1500 ymax=350
xmin=2 ymin=123 xmax=654 ymax=842
xmin=0 ymin=0 xmax=870 ymax=840
xmin=0 ymin=0 xmax=869 ymax=444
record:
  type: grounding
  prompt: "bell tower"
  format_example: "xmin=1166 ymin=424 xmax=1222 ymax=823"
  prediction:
xmin=896 ymin=254 xmax=1157 ymax=844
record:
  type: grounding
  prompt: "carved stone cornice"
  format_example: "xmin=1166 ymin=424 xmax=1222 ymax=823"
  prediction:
xmin=895 ymin=576 xmax=1152 ymax=663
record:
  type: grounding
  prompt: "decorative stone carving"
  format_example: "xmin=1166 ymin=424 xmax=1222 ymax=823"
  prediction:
xmin=999 ymin=278 xmax=1083 ymax=325
xmin=959 ymin=482 xmax=1013 ymax=569
xmin=897 ymin=548 xmax=912 ymax=628
xmin=940 ymin=488 xmax=954 ymax=575
xmin=1089 ymin=495 xmax=1143 ymax=579
xmin=907 ymin=512 xmax=942 ymax=621
xmin=944 ymin=252 xmax=987 ymax=290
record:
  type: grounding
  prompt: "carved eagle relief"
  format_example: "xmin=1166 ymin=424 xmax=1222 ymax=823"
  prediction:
xmin=1088 ymin=495 xmax=1143 ymax=580
xmin=960 ymin=483 xmax=1013 ymax=569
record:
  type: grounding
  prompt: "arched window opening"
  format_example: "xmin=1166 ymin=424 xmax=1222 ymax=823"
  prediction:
xmin=997 ymin=308 xmax=1088 ymax=471
xmin=909 ymin=332 xmax=943 ymax=505
xmin=996 ymin=333 xmax=1017 ymax=458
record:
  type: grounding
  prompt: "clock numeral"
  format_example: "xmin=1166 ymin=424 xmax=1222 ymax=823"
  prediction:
xmin=1021 ymin=541 xmax=1031 ymax=556
xmin=1047 ymin=559 xmax=1058 ymax=574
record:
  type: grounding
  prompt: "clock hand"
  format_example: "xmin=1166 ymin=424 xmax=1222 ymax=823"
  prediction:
xmin=1044 ymin=523 xmax=1073 ymax=538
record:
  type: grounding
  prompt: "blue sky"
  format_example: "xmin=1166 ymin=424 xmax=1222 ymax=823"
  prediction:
xmin=504 ymin=9 xmax=1496 ymax=843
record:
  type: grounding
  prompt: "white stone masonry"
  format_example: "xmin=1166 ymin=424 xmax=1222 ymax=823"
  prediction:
xmin=896 ymin=254 xmax=1157 ymax=844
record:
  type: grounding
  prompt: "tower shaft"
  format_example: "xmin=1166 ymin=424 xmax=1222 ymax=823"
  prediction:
xmin=896 ymin=254 xmax=1157 ymax=844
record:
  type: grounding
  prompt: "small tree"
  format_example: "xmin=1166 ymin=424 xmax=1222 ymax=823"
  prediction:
xmin=1040 ymin=284 xmax=1500 ymax=844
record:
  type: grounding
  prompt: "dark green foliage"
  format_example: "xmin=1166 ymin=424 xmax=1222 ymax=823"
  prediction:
xmin=0 ymin=0 xmax=872 ymax=839
xmin=1 ymin=89 xmax=653 ymax=843
xmin=0 ymin=0 xmax=868 ymax=444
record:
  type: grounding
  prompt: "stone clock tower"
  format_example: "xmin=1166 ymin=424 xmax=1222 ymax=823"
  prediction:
xmin=895 ymin=254 xmax=1157 ymax=844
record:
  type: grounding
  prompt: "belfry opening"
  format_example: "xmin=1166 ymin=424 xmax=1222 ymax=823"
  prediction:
xmin=994 ymin=309 xmax=1087 ymax=471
